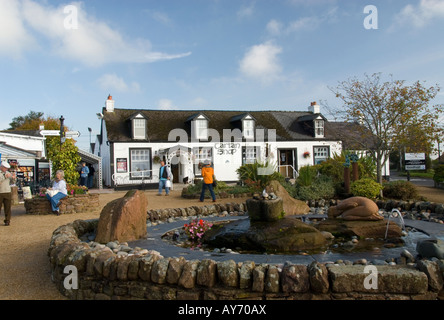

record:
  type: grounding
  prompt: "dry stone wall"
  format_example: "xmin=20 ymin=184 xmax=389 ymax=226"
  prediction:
xmin=25 ymin=194 xmax=100 ymax=215
xmin=48 ymin=214 xmax=444 ymax=300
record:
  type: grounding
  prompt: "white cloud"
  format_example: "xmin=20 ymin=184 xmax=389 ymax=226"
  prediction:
xmin=158 ymin=99 xmax=175 ymax=110
xmin=0 ymin=0 xmax=36 ymax=58
xmin=239 ymin=42 xmax=283 ymax=83
xmin=266 ymin=19 xmax=283 ymax=36
xmin=237 ymin=3 xmax=255 ymax=19
xmin=394 ymin=0 xmax=444 ymax=28
xmin=1 ymin=0 xmax=191 ymax=66
xmin=97 ymin=74 xmax=140 ymax=93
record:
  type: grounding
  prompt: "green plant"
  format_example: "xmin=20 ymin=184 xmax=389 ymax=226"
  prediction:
xmin=296 ymin=175 xmax=336 ymax=201
xmin=350 ymin=178 xmax=382 ymax=199
xmin=296 ymin=165 xmax=317 ymax=187
xmin=383 ymin=180 xmax=419 ymax=200
xmin=236 ymin=161 xmax=283 ymax=190
xmin=184 ymin=219 xmax=213 ymax=248
xmin=433 ymin=165 xmax=444 ymax=185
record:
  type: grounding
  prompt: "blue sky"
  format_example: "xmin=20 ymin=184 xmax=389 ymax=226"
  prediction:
xmin=1 ymin=0 xmax=444 ymax=151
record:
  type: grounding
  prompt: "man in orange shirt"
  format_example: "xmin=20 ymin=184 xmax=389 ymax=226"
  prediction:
xmin=199 ymin=160 xmax=216 ymax=202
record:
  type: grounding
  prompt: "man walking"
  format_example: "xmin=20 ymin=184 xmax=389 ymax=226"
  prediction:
xmin=158 ymin=161 xmax=172 ymax=196
xmin=0 ymin=161 xmax=16 ymax=226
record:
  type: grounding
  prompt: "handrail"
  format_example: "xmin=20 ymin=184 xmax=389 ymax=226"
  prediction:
xmin=277 ymin=165 xmax=298 ymax=179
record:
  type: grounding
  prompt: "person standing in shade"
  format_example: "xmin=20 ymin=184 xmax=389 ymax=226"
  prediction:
xmin=0 ymin=161 xmax=16 ymax=226
xmin=88 ymin=164 xmax=95 ymax=189
xmin=199 ymin=160 xmax=216 ymax=203
xmin=46 ymin=170 xmax=68 ymax=216
xmin=80 ymin=162 xmax=89 ymax=187
xmin=158 ymin=160 xmax=172 ymax=196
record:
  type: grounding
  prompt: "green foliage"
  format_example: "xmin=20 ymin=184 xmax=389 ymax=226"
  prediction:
xmin=317 ymin=152 xmax=376 ymax=183
xmin=433 ymin=165 xmax=444 ymax=184
xmin=295 ymin=175 xmax=336 ymax=201
xmin=383 ymin=180 xmax=419 ymax=200
xmin=236 ymin=161 xmax=284 ymax=191
xmin=296 ymin=165 xmax=317 ymax=187
xmin=350 ymin=178 xmax=383 ymax=199
xmin=46 ymin=137 xmax=81 ymax=185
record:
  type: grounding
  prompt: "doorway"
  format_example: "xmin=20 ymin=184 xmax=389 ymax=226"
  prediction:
xmin=278 ymin=149 xmax=297 ymax=178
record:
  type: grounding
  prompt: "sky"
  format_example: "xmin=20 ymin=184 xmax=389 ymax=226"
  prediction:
xmin=1 ymin=0 xmax=444 ymax=152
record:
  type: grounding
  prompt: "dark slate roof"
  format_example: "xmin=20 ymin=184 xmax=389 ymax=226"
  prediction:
xmin=0 ymin=130 xmax=44 ymax=137
xmin=102 ymin=108 xmax=371 ymax=149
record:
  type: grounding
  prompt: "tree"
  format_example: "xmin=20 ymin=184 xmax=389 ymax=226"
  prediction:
xmin=6 ymin=113 xmax=81 ymax=184
xmin=331 ymin=73 xmax=443 ymax=185
xmin=8 ymin=111 xmax=44 ymax=130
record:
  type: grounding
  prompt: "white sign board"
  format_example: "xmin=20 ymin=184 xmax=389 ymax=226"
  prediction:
xmin=65 ymin=131 xmax=80 ymax=138
xmin=40 ymin=130 xmax=60 ymax=136
xmin=405 ymin=153 xmax=426 ymax=170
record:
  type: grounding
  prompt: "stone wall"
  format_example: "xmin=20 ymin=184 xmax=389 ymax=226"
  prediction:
xmin=48 ymin=217 xmax=444 ymax=300
xmin=25 ymin=194 xmax=100 ymax=215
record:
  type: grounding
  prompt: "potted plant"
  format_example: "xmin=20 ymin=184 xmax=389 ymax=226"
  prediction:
xmin=153 ymin=155 xmax=162 ymax=164
xmin=303 ymin=151 xmax=310 ymax=158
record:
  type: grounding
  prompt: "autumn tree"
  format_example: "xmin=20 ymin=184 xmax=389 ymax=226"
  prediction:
xmin=7 ymin=112 xmax=81 ymax=184
xmin=331 ymin=73 xmax=443 ymax=185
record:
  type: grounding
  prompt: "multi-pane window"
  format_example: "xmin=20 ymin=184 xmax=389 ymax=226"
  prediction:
xmin=243 ymin=120 xmax=255 ymax=139
xmin=315 ymin=119 xmax=324 ymax=138
xmin=242 ymin=146 xmax=259 ymax=164
xmin=130 ymin=148 xmax=151 ymax=179
xmin=133 ymin=118 xmax=146 ymax=139
xmin=193 ymin=147 xmax=213 ymax=175
xmin=313 ymin=147 xmax=329 ymax=164
xmin=195 ymin=120 xmax=208 ymax=140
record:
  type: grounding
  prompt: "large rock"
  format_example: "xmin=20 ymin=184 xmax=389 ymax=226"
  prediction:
xmin=316 ymin=219 xmax=403 ymax=239
xmin=246 ymin=197 xmax=284 ymax=222
xmin=203 ymin=216 xmax=327 ymax=253
xmin=416 ymin=238 xmax=444 ymax=259
xmin=265 ymin=180 xmax=310 ymax=215
xmin=95 ymin=190 xmax=148 ymax=244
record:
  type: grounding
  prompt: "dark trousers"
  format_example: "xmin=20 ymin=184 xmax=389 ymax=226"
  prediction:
xmin=200 ymin=183 xmax=216 ymax=201
xmin=0 ymin=192 xmax=12 ymax=223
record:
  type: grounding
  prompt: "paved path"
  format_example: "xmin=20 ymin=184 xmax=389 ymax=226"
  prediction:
xmin=390 ymin=171 xmax=435 ymax=187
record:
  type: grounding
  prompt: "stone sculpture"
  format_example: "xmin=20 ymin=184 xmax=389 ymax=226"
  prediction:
xmin=327 ymin=196 xmax=383 ymax=221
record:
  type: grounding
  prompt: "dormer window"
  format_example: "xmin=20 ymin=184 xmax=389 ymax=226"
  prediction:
xmin=195 ymin=119 xmax=208 ymax=140
xmin=315 ymin=118 xmax=324 ymax=138
xmin=243 ymin=118 xmax=255 ymax=140
xmin=129 ymin=112 xmax=148 ymax=140
xmin=187 ymin=113 xmax=209 ymax=141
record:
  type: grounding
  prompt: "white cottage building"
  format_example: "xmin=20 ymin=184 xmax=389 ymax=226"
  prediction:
xmin=94 ymin=96 xmax=388 ymax=189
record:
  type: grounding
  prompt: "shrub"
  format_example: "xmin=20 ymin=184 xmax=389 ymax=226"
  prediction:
xmin=433 ymin=165 xmax=444 ymax=185
xmin=296 ymin=165 xmax=318 ymax=187
xmin=350 ymin=178 xmax=382 ymax=199
xmin=383 ymin=180 xmax=419 ymax=200
xmin=236 ymin=161 xmax=284 ymax=191
xmin=296 ymin=175 xmax=336 ymax=201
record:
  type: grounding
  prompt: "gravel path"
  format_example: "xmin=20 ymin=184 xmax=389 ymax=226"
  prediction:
xmin=0 ymin=185 xmax=442 ymax=300
xmin=0 ymin=189 xmax=246 ymax=300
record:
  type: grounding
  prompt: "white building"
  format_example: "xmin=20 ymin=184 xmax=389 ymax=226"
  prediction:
xmin=94 ymin=96 xmax=388 ymax=188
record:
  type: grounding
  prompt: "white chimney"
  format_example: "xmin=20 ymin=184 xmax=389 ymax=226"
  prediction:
xmin=309 ymin=101 xmax=320 ymax=114
xmin=105 ymin=94 xmax=115 ymax=112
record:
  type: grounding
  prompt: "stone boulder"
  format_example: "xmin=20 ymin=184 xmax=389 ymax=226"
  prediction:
xmin=95 ymin=190 xmax=148 ymax=244
xmin=246 ymin=197 xmax=284 ymax=222
xmin=265 ymin=180 xmax=310 ymax=215
xmin=203 ymin=216 xmax=327 ymax=253
xmin=416 ymin=238 xmax=444 ymax=259
xmin=315 ymin=219 xmax=403 ymax=239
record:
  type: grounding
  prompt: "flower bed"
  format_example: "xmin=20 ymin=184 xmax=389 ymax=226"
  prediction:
xmin=24 ymin=193 xmax=100 ymax=215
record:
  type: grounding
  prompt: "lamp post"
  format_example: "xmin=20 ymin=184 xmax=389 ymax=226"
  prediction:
xmin=88 ymin=127 xmax=92 ymax=152
xmin=59 ymin=116 xmax=65 ymax=149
